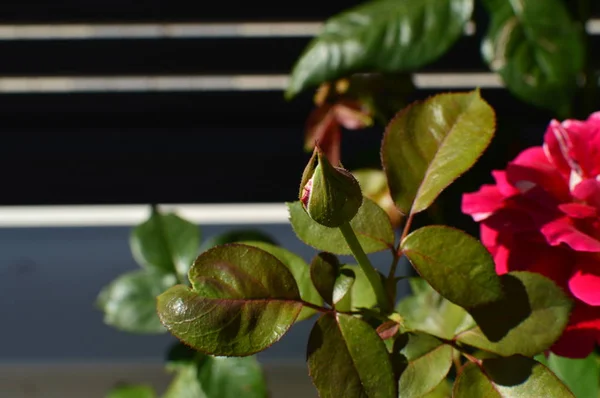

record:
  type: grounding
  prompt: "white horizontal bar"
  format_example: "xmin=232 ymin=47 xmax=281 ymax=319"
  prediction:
xmin=587 ymin=19 xmax=600 ymax=34
xmin=0 ymin=72 xmax=503 ymax=93
xmin=0 ymin=22 xmax=323 ymax=39
xmin=0 ymin=203 xmax=289 ymax=227
xmin=0 ymin=21 xmax=478 ymax=40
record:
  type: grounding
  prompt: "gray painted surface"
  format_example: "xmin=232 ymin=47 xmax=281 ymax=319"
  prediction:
xmin=0 ymin=224 xmax=409 ymax=363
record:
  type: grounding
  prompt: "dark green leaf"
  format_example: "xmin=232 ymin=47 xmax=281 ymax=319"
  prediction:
xmin=481 ymin=0 xmax=584 ymax=115
xmin=157 ymin=244 xmax=303 ymax=356
xmin=401 ymin=226 xmax=503 ymax=308
xmin=455 ymin=272 xmax=572 ymax=357
xmin=288 ymin=198 xmax=394 ymax=255
xmin=242 ymin=241 xmax=322 ymax=321
xmin=97 ymin=270 xmax=176 ymax=334
xmin=201 ymin=230 xmax=277 ymax=252
xmin=454 ymin=356 xmax=574 ymax=397
xmin=547 ymin=352 xmax=599 ymax=398
xmin=166 ymin=342 xmax=198 ymax=371
xmin=334 ymin=264 xmax=377 ymax=312
xmin=396 ymin=278 xmax=473 ymax=340
xmin=395 ymin=333 xmax=453 ymax=398
xmin=106 ymin=385 xmax=156 ymax=398
xmin=382 ymin=90 xmax=495 ymax=214
xmin=130 ymin=208 xmax=200 ymax=277
xmin=310 ymin=252 xmax=340 ymax=305
xmin=286 ymin=0 xmax=473 ymax=98
xmin=309 ymin=252 xmax=355 ymax=306
xmin=307 ymin=313 xmax=396 ymax=398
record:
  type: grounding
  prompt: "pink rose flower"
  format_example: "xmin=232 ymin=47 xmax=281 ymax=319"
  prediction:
xmin=462 ymin=112 xmax=600 ymax=358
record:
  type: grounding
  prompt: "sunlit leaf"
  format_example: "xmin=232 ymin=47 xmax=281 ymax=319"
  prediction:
xmin=288 ymin=198 xmax=394 ymax=255
xmin=383 ymin=90 xmax=495 ymax=214
xmin=454 ymin=356 xmax=574 ymax=397
xmin=157 ymin=244 xmax=303 ymax=356
xmin=97 ymin=270 xmax=176 ymax=334
xmin=401 ymin=226 xmax=503 ymax=309
xmin=307 ymin=313 xmax=396 ymax=398
xmin=286 ymin=0 xmax=473 ymax=98
xmin=395 ymin=333 xmax=453 ymax=398
xmin=455 ymin=272 xmax=572 ymax=357
xmin=243 ymin=241 xmax=322 ymax=321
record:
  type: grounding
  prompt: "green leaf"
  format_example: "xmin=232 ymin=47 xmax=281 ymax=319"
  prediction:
xmin=396 ymin=278 xmax=473 ymax=340
xmin=201 ymin=230 xmax=277 ymax=252
xmin=242 ymin=241 xmax=322 ymax=321
xmin=455 ymin=272 xmax=572 ymax=357
xmin=107 ymin=385 xmax=156 ymax=398
xmin=334 ymin=264 xmax=377 ymax=312
xmin=130 ymin=207 xmax=200 ymax=277
xmin=97 ymin=270 xmax=176 ymax=334
xmin=285 ymin=0 xmax=474 ymax=98
xmin=547 ymin=352 xmax=600 ymax=398
xmin=453 ymin=356 xmax=575 ymax=397
xmin=422 ymin=379 xmax=452 ymax=398
xmin=393 ymin=333 xmax=453 ymax=398
xmin=309 ymin=252 xmax=355 ymax=306
xmin=164 ymin=354 xmax=268 ymax=398
xmin=163 ymin=364 xmax=203 ymax=398
xmin=288 ymin=197 xmax=394 ymax=255
xmin=157 ymin=244 xmax=303 ymax=356
xmin=307 ymin=313 xmax=396 ymax=398
xmin=481 ymin=0 xmax=585 ymax=116
xmin=401 ymin=226 xmax=503 ymax=309
xmin=382 ymin=90 xmax=495 ymax=214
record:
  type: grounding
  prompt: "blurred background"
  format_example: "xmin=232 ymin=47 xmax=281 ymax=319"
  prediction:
xmin=0 ymin=1 xmax=599 ymax=397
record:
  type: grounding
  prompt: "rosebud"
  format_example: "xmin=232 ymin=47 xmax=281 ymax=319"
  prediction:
xmin=299 ymin=147 xmax=363 ymax=227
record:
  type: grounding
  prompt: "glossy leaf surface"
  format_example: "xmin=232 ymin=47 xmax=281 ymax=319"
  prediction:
xmin=481 ymin=0 xmax=584 ymax=115
xmin=456 ymin=272 xmax=572 ymax=357
xmin=288 ymin=198 xmax=394 ymax=255
xmin=396 ymin=333 xmax=453 ymax=398
xmin=157 ymin=244 xmax=303 ymax=356
xmin=130 ymin=208 xmax=200 ymax=277
xmin=243 ymin=241 xmax=322 ymax=321
xmin=307 ymin=313 xmax=396 ymax=398
xmin=383 ymin=90 xmax=495 ymax=214
xmin=97 ymin=270 xmax=176 ymax=334
xmin=401 ymin=226 xmax=502 ymax=309
xmin=286 ymin=0 xmax=473 ymax=98
xmin=454 ymin=356 xmax=574 ymax=397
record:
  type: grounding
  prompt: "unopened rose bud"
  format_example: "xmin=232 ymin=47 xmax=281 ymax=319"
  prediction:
xmin=299 ymin=147 xmax=363 ymax=227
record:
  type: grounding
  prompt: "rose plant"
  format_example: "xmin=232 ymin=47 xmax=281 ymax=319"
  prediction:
xmin=463 ymin=112 xmax=600 ymax=374
xmin=153 ymin=90 xmax=594 ymax=397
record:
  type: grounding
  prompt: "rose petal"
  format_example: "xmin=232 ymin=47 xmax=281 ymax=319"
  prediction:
xmin=541 ymin=218 xmax=600 ymax=252
xmin=573 ymin=178 xmax=600 ymax=209
xmin=506 ymin=148 xmax=570 ymax=201
xmin=461 ymin=185 xmax=504 ymax=221
xmin=480 ymin=224 xmax=499 ymax=248
xmin=569 ymin=263 xmax=600 ymax=305
xmin=551 ymin=302 xmax=600 ymax=358
xmin=562 ymin=116 xmax=600 ymax=177
xmin=543 ymin=119 xmax=575 ymax=178
xmin=558 ymin=203 xmax=597 ymax=218
xmin=492 ymin=170 xmax=519 ymax=196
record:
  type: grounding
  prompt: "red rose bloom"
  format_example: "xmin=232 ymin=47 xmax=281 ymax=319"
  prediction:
xmin=462 ymin=112 xmax=600 ymax=358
